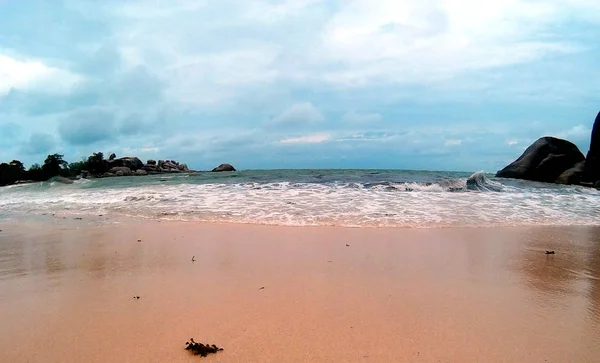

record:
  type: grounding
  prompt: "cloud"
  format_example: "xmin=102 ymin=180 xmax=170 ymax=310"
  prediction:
xmin=0 ymin=52 xmax=80 ymax=95
xmin=58 ymin=107 xmax=116 ymax=145
xmin=21 ymin=132 xmax=56 ymax=155
xmin=444 ymin=139 xmax=462 ymax=147
xmin=271 ymin=102 xmax=325 ymax=126
xmin=0 ymin=0 xmax=599 ymax=171
xmin=342 ymin=111 xmax=382 ymax=123
xmin=280 ymin=133 xmax=330 ymax=144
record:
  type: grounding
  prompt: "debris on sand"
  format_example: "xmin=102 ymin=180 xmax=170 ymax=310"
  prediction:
xmin=192 ymin=256 xmax=196 ymax=262
xmin=133 ymin=296 xmax=140 ymax=299
xmin=259 ymin=286 xmax=265 ymax=290
xmin=137 ymin=239 xmax=142 ymax=242
xmin=185 ymin=338 xmax=224 ymax=357
xmin=545 ymin=250 xmax=556 ymax=255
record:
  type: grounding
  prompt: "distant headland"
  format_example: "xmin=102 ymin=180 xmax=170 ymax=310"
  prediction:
xmin=0 ymin=151 xmax=236 ymax=187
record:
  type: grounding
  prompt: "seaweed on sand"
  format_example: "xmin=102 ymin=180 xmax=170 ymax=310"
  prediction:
xmin=184 ymin=338 xmax=224 ymax=357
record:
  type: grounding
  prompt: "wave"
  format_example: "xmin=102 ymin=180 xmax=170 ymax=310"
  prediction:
xmin=466 ymin=171 xmax=505 ymax=192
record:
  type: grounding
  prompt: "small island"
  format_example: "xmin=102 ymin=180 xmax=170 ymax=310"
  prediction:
xmin=0 ymin=151 xmax=236 ymax=187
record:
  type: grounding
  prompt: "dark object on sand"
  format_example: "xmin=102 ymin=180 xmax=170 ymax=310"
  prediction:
xmin=137 ymin=239 xmax=142 ymax=242
xmin=545 ymin=250 xmax=556 ymax=254
xmin=192 ymin=256 xmax=196 ymax=262
xmin=346 ymin=244 xmax=350 ymax=247
xmin=496 ymin=137 xmax=585 ymax=184
xmin=74 ymin=217 xmax=83 ymax=220
xmin=133 ymin=296 xmax=140 ymax=299
xmin=211 ymin=163 xmax=236 ymax=172
xmin=259 ymin=286 xmax=265 ymax=290
xmin=185 ymin=338 xmax=224 ymax=357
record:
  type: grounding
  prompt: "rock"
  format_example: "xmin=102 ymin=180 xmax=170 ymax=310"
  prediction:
xmin=135 ymin=169 xmax=148 ymax=176
xmin=556 ymin=161 xmax=585 ymax=185
xmin=109 ymin=166 xmax=133 ymax=176
xmin=147 ymin=159 xmax=157 ymax=165
xmin=163 ymin=161 xmax=177 ymax=169
xmin=178 ymin=163 xmax=189 ymax=171
xmin=496 ymin=137 xmax=585 ymax=183
xmin=584 ymin=111 xmax=600 ymax=183
xmin=211 ymin=163 xmax=236 ymax=172
xmin=109 ymin=157 xmax=143 ymax=171
xmin=102 ymin=172 xmax=115 ymax=177
xmin=595 ymin=181 xmax=600 ymax=189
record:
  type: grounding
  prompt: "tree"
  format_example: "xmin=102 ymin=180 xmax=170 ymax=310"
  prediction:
xmin=87 ymin=152 xmax=107 ymax=175
xmin=109 ymin=153 xmax=116 ymax=161
xmin=68 ymin=160 xmax=88 ymax=177
xmin=42 ymin=153 xmax=68 ymax=179
xmin=26 ymin=164 xmax=44 ymax=181
xmin=0 ymin=160 xmax=26 ymax=186
xmin=9 ymin=160 xmax=25 ymax=173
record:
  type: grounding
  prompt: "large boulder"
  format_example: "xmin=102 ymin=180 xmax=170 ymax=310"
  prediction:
xmin=178 ymin=163 xmax=189 ymax=171
xmin=584 ymin=111 xmax=600 ymax=183
xmin=496 ymin=137 xmax=585 ymax=183
xmin=211 ymin=163 xmax=236 ymax=172
xmin=556 ymin=161 xmax=585 ymax=185
xmin=108 ymin=157 xmax=143 ymax=171
xmin=109 ymin=166 xmax=133 ymax=176
xmin=135 ymin=169 xmax=148 ymax=176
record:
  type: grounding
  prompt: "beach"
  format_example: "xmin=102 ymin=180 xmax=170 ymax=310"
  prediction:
xmin=1 ymin=220 xmax=599 ymax=362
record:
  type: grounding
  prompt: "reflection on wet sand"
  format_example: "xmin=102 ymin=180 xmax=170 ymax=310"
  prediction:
xmin=0 ymin=222 xmax=599 ymax=363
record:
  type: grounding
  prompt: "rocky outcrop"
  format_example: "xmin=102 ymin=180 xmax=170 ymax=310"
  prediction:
xmin=109 ymin=166 xmax=133 ymax=176
xmin=108 ymin=157 xmax=143 ymax=171
xmin=584 ymin=111 xmax=600 ymax=183
xmin=135 ymin=169 xmax=148 ymax=176
xmin=555 ymin=161 xmax=585 ymax=185
xmin=211 ymin=163 xmax=236 ymax=172
xmin=496 ymin=137 xmax=585 ymax=183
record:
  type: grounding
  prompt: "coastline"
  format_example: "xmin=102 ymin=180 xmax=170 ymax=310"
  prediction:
xmin=1 ymin=221 xmax=599 ymax=362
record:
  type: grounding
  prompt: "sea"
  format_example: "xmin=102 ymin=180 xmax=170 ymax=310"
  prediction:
xmin=0 ymin=169 xmax=599 ymax=228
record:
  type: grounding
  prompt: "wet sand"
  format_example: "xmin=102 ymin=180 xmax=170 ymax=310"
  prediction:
xmin=1 ymin=221 xmax=599 ymax=362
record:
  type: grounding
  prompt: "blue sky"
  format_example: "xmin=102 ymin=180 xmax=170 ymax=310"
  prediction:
xmin=0 ymin=0 xmax=598 ymax=172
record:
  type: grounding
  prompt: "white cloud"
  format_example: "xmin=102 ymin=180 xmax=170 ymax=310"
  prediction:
xmin=0 ymin=53 xmax=80 ymax=95
xmin=78 ymin=0 xmax=600 ymax=106
xmin=272 ymin=102 xmax=325 ymax=126
xmin=342 ymin=111 xmax=382 ymax=123
xmin=280 ymin=133 xmax=330 ymax=144
xmin=444 ymin=139 xmax=462 ymax=147
xmin=556 ymin=124 xmax=590 ymax=140
xmin=506 ymin=139 xmax=519 ymax=146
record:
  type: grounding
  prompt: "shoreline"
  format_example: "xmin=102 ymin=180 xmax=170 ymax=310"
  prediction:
xmin=1 ymin=221 xmax=599 ymax=362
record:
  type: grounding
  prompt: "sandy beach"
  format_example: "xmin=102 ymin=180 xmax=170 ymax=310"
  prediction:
xmin=1 ymin=220 xmax=599 ymax=362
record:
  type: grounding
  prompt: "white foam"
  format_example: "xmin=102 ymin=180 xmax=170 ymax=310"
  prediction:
xmin=1 ymin=179 xmax=599 ymax=228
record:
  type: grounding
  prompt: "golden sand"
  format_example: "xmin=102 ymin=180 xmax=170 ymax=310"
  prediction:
xmin=0 ymin=221 xmax=599 ymax=362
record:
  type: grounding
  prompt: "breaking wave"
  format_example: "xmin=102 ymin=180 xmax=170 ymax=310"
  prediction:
xmin=0 ymin=170 xmax=599 ymax=228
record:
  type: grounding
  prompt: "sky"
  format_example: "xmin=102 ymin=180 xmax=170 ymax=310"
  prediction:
xmin=0 ymin=0 xmax=599 ymax=172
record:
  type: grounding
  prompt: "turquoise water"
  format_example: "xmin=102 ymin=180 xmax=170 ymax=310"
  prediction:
xmin=0 ymin=169 xmax=599 ymax=227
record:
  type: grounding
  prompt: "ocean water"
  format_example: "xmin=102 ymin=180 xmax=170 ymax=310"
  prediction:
xmin=0 ymin=169 xmax=598 ymax=228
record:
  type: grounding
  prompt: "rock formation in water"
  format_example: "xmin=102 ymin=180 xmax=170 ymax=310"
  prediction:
xmin=495 ymin=137 xmax=585 ymax=184
xmin=496 ymin=111 xmax=600 ymax=187
xmin=211 ymin=163 xmax=236 ymax=172
xmin=583 ymin=111 xmax=600 ymax=183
